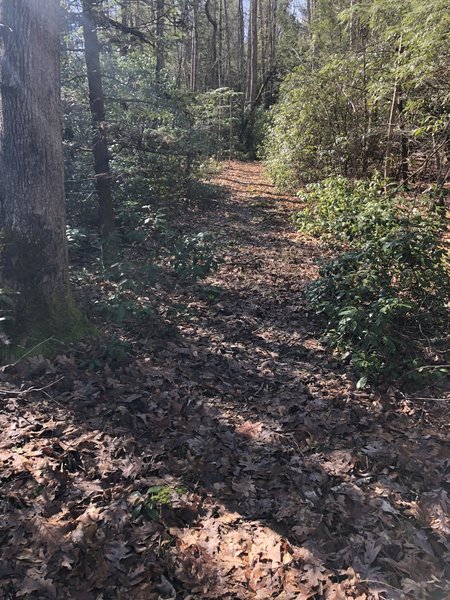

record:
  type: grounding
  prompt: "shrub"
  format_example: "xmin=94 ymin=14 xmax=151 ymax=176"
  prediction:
xmin=262 ymin=58 xmax=382 ymax=189
xmin=298 ymin=178 xmax=449 ymax=386
xmin=76 ymin=214 xmax=221 ymax=330
xmin=170 ymin=232 xmax=221 ymax=281
xmin=293 ymin=175 xmax=394 ymax=244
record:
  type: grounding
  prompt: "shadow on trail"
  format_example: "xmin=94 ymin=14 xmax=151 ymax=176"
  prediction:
xmin=1 ymin=298 xmax=448 ymax=599
xmin=1 ymin=161 xmax=449 ymax=599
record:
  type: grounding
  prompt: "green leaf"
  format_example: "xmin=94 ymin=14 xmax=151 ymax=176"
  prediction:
xmin=146 ymin=485 xmax=165 ymax=495
xmin=143 ymin=506 xmax=159 ymax=520
xmin=356 ymin=376 xmax=368 ymax=389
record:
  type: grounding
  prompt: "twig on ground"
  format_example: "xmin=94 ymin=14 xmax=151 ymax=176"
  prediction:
xmin=0 ymin=376 xmax=64 ymax=397
xmin=6 ymin=337 xmax=56 ymax=368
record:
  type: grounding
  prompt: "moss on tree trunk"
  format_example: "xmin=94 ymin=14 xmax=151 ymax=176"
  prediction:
xmin=1 ymin=230 xmax=91 ymax=355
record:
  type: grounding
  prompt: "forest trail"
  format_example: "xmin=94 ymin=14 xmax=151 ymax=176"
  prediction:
xmin=1 ymin=162 xmax=449 ymax=599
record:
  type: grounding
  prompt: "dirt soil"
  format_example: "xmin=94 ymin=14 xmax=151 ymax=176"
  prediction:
xmin=1 ymin=162 xmax=449 ymax=599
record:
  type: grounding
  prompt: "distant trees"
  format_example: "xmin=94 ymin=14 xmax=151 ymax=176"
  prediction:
xmin=0 ymin=0 xmax=82 ymax=345
xmin=60 ymin=0 xmax=300 ymax=159
xmin=62 ymin=0 xmax=443 ymax=205
xmin=264 ymin=0 xmax=450 ymax=188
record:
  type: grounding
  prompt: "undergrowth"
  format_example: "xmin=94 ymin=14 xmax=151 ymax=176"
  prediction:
xmin=294 ymin=177 xmax=450 ymax=387
xmin=70 ymin=203 xmax=221 ymax=336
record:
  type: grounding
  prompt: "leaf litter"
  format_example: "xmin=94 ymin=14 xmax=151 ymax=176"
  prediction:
xmin=0 ymin=162 xmax=449 ymax=599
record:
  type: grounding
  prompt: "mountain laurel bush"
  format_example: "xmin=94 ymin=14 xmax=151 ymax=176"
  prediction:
xmin=295 ymin=178 xmax=449 ymax=386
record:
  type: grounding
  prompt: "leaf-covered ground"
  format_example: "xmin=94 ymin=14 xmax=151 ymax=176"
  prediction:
xmin=1 ymin=162 xmax=449 ymax=599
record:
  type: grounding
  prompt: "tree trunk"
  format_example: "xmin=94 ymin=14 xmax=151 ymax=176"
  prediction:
xmin=306 ymin=0 xmax=313 ymax=28
xmin=223 ymin=0 xmax=232 ymax=86
xmin=384 ymin=84 xmax=398 ymax=180
xmin=122 ymin=0 xmax=129 ymax=27
xmin=265 ymin=0 xmax=277 ymax=107
xmin=260 ymin=0 xmax=266 ymax=94
xmin=397 ymin=89 xmax=409 ymax=185
xmin=247 ymin=0 xmax=258 ymax=103
xmin=236 ymin=0 xmax=245 ymax=124
xmin=205 ymin=0 xmax=219 ymax=87
xmin=156 ymin=0 xmax=165 ymax=83
xmin=237 ymin=0 xmax=245 ymax=98
xmin=0 ymin=0 xmax=83 ymax=345
xmin=218 ymin=0 xmax=223 ymax=86
xmin=82 ymin=0 xmax=116 ymax=259
xmin=384 ymin=37 xmax=404 ymax=183
xmin=243 ymin=0 xmax=258 ymax=153
xmin=190 ymin=0 xmax=198 ymax=91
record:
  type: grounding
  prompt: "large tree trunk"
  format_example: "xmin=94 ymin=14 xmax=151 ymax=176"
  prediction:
xmin=82 ymin=0 xmax=116 ymax=259
xmin=0 ymin=0 xmax=82 ymax=345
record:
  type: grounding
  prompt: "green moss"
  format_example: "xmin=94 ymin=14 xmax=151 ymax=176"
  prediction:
xmin=8 ymin=297 xmax=95 ymax=360
xmin=146 ymin=485 xmax=188 ymax=507
xmin=149 ymin=486 xmax=172 ymax=506
xmin=1 ymin=227 xmax=94 ymax=358
xmin=129 ymin=485 xmax=188 ymax=522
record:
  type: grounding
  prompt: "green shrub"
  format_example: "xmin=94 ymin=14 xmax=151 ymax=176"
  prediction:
xmin=170 ymin=232 xmax=221 ymax=281
xmin=293 ymin=175 xmax=393 ymax=244
xmin=299 ymin=178 xmax=449 ymax=386
xmin=129 ymin=485 xmax=188 ymax=521
xmin=67 ymin=226 xmax=101 ymax=261
xmin=262 ymin=58 xmax=382 ymax=189
xmin=77 ymin=219 xmax=221 ymax=330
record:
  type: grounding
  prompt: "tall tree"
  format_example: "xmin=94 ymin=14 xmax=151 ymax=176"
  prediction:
xmin=247 ymin=0 xmax=258 ymax=103
xmin=205 ymin=0 xmax=219 ymax=87
xmin=82 ymin=0 xmax=116 ymax=258
xmin=0 ymin=0 xmax=82 ymax=344
xmin=190 ymin=0 xmax=199 ymax=91
xmin=237 ymin=0 xmax=245 ymax=95
xmin=155 ymin=0 xmax=165 ymax=83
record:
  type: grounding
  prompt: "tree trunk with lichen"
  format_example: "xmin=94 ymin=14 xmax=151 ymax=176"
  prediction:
xmin=0 ymin=0 xmax=85 ymax=349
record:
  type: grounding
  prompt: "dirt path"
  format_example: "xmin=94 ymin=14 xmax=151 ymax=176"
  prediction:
xmin=1 ymin=162 xmax=449 ymax=599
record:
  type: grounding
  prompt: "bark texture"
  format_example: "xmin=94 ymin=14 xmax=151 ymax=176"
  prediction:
xmin=82 ymin=0 xmax=116 ymax=242
xmin=205 ymin=0 xmax=219 ymax=87
xmin=0 ymin=0 xmax=81 ymax=343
